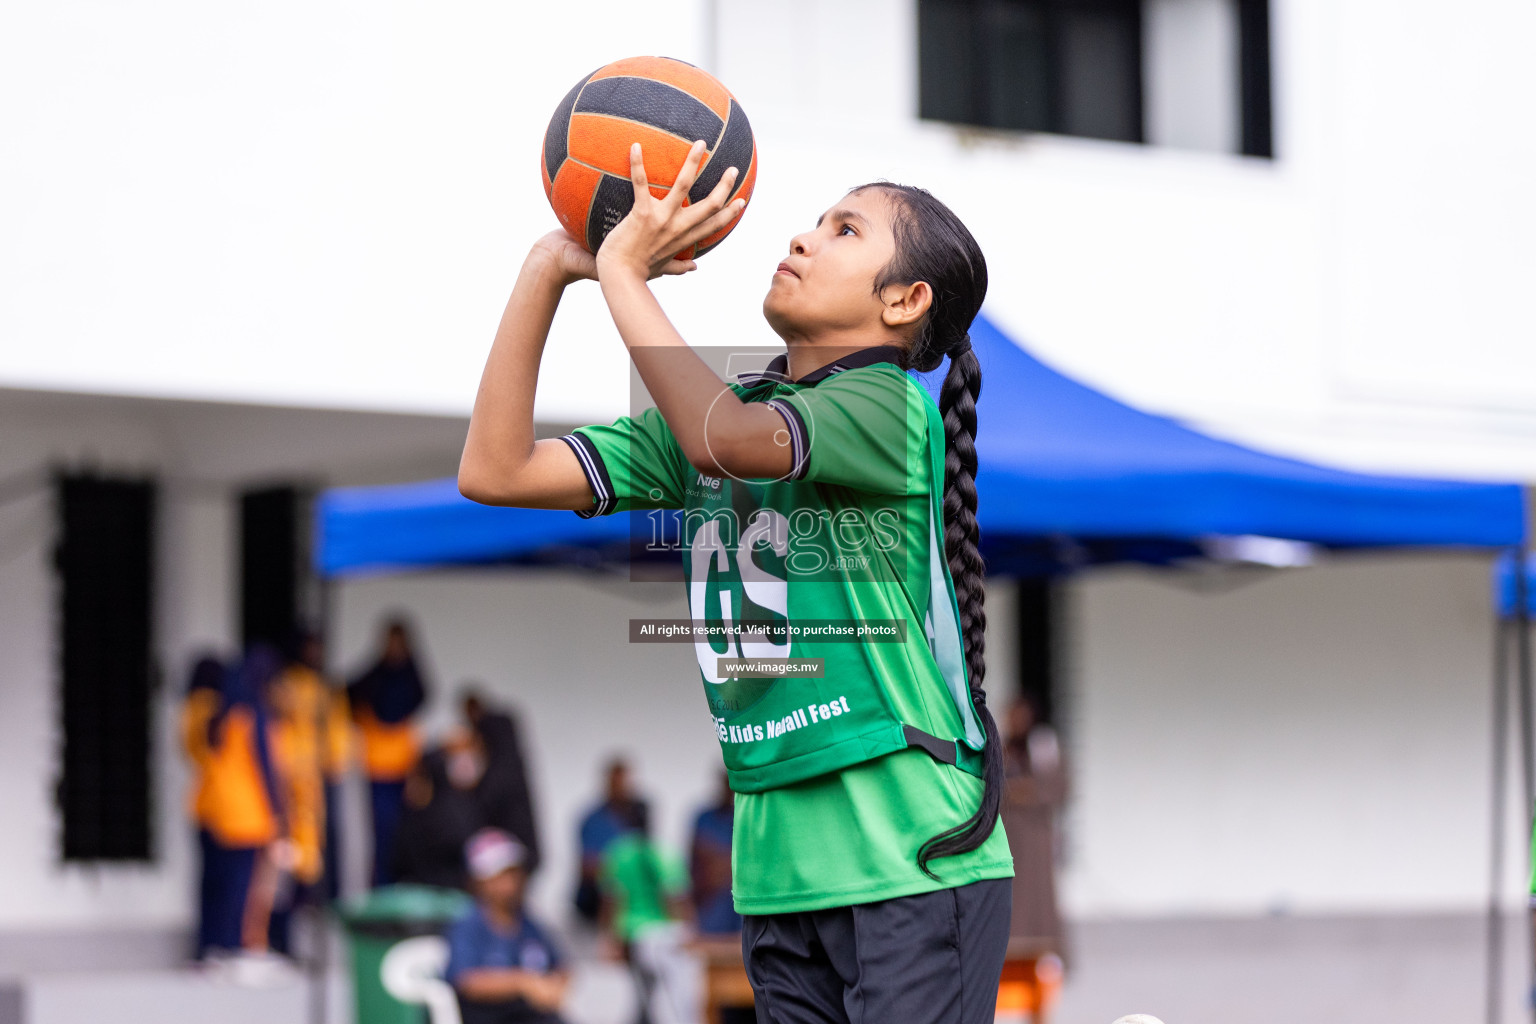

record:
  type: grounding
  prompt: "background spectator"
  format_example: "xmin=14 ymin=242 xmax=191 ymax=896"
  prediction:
xmin=301 ymin=629 xmax=356 ymax=901
xmin=197 ymin=646 xmax=285 ymax=957
xmin=181 ymin=654 xmax=227 ymax=960
xmin=689 ymin=772 xmax=739 ymax=937
xmin=348 ymin=616 xmax=429 ymax=887
xmin=1000 ymin=696 xmax=1069 ymax=1023
xmin=601 ymin=805 xmax=700 ymax=1024
xmin=392 ymin=747 xmax=485 ymax=890
xmin=574 ymin=757 xmax=648 ymax=923
xmin=464 ymin=689 xmax=542 ymax=874
xmin=445 ymin=829 xmax=570 ymax=1024
xmin=265 ymin=634 xmax=329 ymax=953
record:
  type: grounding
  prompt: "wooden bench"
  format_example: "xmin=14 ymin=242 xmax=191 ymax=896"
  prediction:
xmin=693 ymin=935 xmax=755 ymax=1022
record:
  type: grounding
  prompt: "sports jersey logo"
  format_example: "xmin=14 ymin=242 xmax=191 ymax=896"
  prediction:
xmin=689 ymin=509 xmax=789 ymax=686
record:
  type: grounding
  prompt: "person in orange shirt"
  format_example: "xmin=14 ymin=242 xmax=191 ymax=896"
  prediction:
xmin=192 ymin=647 xmax=287 ymax=956
xmin=286 ymin=629 xmax=357 ymax=900
xmin=181 ymin=655 xmax=228 ymax=960
xmin=263 ymin=635 xmax=333 ymax=952
xmin=347 ymin=618 xmax=429 ymax=887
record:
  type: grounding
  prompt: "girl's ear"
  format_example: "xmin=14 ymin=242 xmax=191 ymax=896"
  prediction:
xmin=880 ymin=281 xmax=932 ymax=328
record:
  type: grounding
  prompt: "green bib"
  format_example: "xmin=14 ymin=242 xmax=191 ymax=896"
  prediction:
xmin=566 ymin=352 xmax=986 ymax=794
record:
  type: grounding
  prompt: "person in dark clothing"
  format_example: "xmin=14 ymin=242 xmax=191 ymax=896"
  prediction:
xmin=574 ymin=758 xmax=648 ymax=924
xmin=348 ymin=617 xmax=430 ymax=887
xmin=464 ymin=689 xmax=542 ymax=875
xmin=196 ymin=646 xmax=288 ymax=955
xmin=998 ymin=696 xmax=1069 ymax=1023
xmin=689 ymin=772 xmax=739 ymax=937
xmin=445 ymin=829 xmax=570 ymax=1024
xmin=391 ymin=748 xmax=486 ymax=891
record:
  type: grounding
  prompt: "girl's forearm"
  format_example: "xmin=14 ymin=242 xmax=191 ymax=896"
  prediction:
xmin=599 ymin=269 xmax=789 ymax=478
xmin=459 ymin=253 xmax=574 ymax=504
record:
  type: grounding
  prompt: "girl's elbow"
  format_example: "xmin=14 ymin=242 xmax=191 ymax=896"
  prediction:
xmin=680 ymin=444 xmax=726 ymax=479
xmin=458 ymin=467 xmax=511 ymax=506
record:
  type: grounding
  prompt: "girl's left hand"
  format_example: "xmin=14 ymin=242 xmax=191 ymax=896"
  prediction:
xmin=595 ymin=140 xmax=746 ymax=281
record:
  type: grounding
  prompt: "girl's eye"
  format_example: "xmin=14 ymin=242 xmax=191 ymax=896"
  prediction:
xmin=839 ymin=224 xmax=856 ymax=236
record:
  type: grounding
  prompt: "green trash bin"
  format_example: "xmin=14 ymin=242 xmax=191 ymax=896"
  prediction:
xmin=339 ymin=884 xmax=473 ymax=1024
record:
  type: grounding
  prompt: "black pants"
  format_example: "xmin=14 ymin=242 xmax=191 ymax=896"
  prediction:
xmin=741 ymin=878 xmax=1012 ymax=1024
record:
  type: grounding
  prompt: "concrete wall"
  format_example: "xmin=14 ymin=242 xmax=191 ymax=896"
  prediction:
xmin=1063 ymin=550 xmax=1519 ymax=916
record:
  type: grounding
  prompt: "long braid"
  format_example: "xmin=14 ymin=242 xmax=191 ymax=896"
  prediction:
xmin=852 ymin=182 xmax=1001 ymax=876
xmin=917 ymin=342 xmax=1001 ymax=875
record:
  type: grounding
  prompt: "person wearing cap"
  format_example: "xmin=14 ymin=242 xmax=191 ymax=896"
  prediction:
xmin=445 ymin=828 xmax=570 ymax=1024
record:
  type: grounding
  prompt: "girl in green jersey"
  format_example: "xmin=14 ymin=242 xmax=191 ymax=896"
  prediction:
xmin=461 ymin=142 xmax=1010 ymax=1023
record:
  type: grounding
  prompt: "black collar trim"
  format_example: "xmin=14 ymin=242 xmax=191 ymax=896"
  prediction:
xmin=736 ymin=345 xmax=907 ymax=387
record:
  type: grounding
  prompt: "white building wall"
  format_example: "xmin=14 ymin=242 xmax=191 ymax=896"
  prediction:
xmin=3 ymin=1 xmax=1533 ymax=479
xmin=1063 ymin=551 xmax=1519 ymax=917
xmin=0 ymin=405 xmax=235 ymax=932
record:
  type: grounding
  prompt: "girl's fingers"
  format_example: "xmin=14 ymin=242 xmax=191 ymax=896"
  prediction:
xmin=676 ymin=165 xmax=740 ymax=235
xmin=691 ymin=198 xmax=746 ymax=243
xmin=658 ymin=258 xmax=698 ymax=277
xmin=666 ymin=198 xmax=745 ymax=260
xmin=702 ymin=165 xmax=740 ymax=214
xmin=628 ymin=143 xmax=650 ymax=205
xmin=667 ymin=140 xmax=709 ymax=209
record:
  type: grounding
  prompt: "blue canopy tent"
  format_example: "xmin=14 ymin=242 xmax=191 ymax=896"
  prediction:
xmin=313 ymin=317 xmax=1530 ymax=1017
xmin=315 ymin=314 xmax=1525 ymax=577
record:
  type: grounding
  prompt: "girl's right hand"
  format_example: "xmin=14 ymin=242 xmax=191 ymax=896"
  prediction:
xmin=531 ymin=230 xmax=598 ymax=286
xmin=531 ymin=228 xmax=698 ymax=287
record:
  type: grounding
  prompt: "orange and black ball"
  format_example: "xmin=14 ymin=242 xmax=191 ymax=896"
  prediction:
xmin=542 ymin=56 xmax=758 ymax=258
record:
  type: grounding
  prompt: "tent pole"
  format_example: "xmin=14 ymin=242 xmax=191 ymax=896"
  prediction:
xmin=1517 ymin=545 xmax=1535 ymax=1023
xmin=1492 ymin=602 xmax=1512 ymax=1024
xmin=309 ymin=573 xmax=335 ymax=1024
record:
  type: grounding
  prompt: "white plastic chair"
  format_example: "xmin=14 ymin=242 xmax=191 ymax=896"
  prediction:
xmin=381 ymin=935 xmax=463 ymax=1024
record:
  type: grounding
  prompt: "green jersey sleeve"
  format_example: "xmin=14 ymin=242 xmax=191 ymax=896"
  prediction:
xmin=562 ymin=406 xmax=689 ymax=517
xmin=766 ymin=365 xmax=930 ymax=495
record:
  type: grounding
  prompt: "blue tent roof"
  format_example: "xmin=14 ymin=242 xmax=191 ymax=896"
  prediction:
xmin=315 ymin=315 xmax=1526 ymax=577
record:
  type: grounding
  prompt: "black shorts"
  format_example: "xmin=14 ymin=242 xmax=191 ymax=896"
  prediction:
xmin=741 ymin=877 xmax=1012 ymax=1024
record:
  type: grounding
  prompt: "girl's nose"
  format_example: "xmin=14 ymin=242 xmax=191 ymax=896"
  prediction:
xmin=788 ymin=232 xmax=811 ymax=256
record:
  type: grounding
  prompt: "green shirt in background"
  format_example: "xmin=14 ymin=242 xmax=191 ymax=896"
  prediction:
xmin=601 ymin=833 xmax=688 ymax=941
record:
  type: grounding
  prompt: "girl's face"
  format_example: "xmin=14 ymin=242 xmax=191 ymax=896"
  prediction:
xmin=763 ymin=189 xmax=900 ymax=342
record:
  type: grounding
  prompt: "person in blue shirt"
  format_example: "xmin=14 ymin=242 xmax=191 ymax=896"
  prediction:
xmin=445 ymin=829 xmax=570 ymax=1024
xmin=689 ymin=772 xmax=740 ymax=937
xmin=574 ymin=757 xmax=648 ymax=923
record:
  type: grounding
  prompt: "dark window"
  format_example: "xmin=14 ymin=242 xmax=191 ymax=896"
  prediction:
xmin=1237 ymin=0 xmax=1273 ymax=158
xmin=920 ymin=0 xmax=1145 ymax=143
xmin=920 ymin=0 xmax=1273 ymax=157
xmin=1015 ymin=577 xmax=1058 ymax=726
xmin=56 ymin=474 xmax=156 ymax=862
xmin=240 ymin=486 xmax=303 ymax=650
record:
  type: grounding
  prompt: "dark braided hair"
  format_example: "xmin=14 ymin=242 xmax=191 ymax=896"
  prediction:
xmin=852 ymin=182 xmax=998 ymax=877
